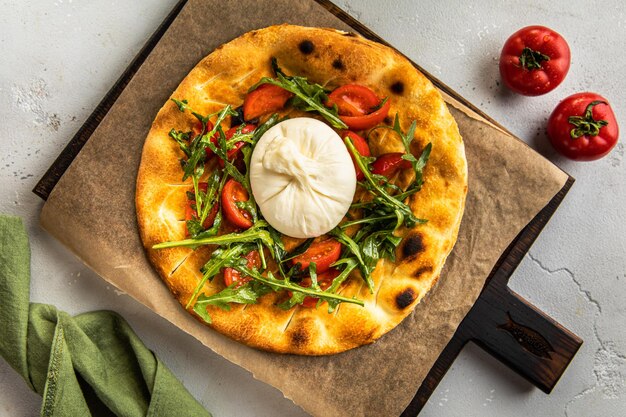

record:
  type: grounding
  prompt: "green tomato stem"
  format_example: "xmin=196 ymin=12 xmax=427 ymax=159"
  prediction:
xmin=568 ymin=101 xmax=609 ymax=139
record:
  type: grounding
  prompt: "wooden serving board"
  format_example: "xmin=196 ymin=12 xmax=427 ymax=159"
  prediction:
xmin=33 ymin=1 xmax=582 ymax=414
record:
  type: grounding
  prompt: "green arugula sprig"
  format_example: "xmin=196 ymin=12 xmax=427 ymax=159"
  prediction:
xmin=181 ymin=105 xmax=236 ymax=182
xmin=153 ymin=220 xmax=274 ymax=251
xmin=345 ymin=137 xmax=426 ymax=229
xmin=330 ymin=118 xmax=432 ymax=292
xmin=370 ymin=114 xmax=433 ymax=192
xmin=237 ymin=265 xmax=362 ymax=307
xmin=192 ymin=251 xmax=364 ymax=322
xmin=159 ymin=102 xmax=363 ymax=323
xmin=193 ymin=282 xmax=272 ymax=323
xmin=185 ymin=170 xmax=226 ymax=238
xmin=186 ymin=244 xmax=253 ymax=309
xmin=169 ymin=100 xmax=237 ymax=239
xmin=250 ymin=58 xmax=348 ymax=129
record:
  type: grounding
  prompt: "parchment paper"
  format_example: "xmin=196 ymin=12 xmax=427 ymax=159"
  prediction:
xmin=39 ymin=0 xmax=569 ymax=415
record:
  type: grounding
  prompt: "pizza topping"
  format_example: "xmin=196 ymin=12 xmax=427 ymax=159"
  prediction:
xmin=327 ymin=84 xmax=391 ymax=130
xmin=329 ymin=119 xmax=431 ymax=291
xmin=155 ymin=69 xmax=433 ymax=322
xmin=249 ymin=118 xmax=356 ymax=238
xmin=340 ymin=130 xmax=370 ymax=180
xmin=250 ymin=58 xmax=348 ymax=129
xmin=290 ymin=239 xmax=342 ymax=273
xmin=223 ymin=250 xmax=260 ymax=287
xmin=184 ymin=171 xmax=224 ymax=238
xmin=222 ymin=179 xmax=254 ymax=229
xmin=327 ymin=84 xmax=381 ymax=117
xmin=371 ymin=153 xmax=413 ymax=178
xmin=243 ymin=84 xmax=293 ymax=121
xmin=193 ymin=257 xmax=361 ymax=323
xmin=293 ymin=268 xmax=340 ymax=308
xmin=216 ymin=124 xmax=257 ymax=168
xmin=184 ymin=182 xmax=219 ymax=237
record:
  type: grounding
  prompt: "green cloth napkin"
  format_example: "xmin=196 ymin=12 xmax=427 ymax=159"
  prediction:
xmin=0 ymin=215 xmax=211 ymax=417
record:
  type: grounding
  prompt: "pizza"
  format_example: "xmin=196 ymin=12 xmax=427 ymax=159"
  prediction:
xmin=136 ymin=24 xmax=467 ymax=355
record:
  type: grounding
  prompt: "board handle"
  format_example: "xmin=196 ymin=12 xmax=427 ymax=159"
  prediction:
xmin=464 ymin=281 xmax=582 ymax=393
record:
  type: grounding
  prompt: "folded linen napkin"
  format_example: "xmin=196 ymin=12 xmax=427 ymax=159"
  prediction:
xmin=0 ymin=215 xmax=211 ymax=417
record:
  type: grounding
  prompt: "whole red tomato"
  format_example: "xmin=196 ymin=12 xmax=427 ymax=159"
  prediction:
xmin=547 ymin=93 xmax=619 ymax=161
xmin=500 ymin=25 xmax=570 ymax=96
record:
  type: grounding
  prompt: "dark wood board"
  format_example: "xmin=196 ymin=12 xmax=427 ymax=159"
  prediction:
xmin=32 ymin=1 xmax=583 ymax=415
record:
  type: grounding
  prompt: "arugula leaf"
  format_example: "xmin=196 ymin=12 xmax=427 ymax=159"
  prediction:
xmin=171 ymin=98 xmax=190 ymax=112
xmin=233 ymin=265 xmax=364 ymax=308
xmin=193 ymin=282 xmax=270 ymax=323
xmin=267 ymin=225 xmax=287 ymax=262
xmin=374 ymin=114 xmax=433 ymax=191
xmin=153 ymin=220 xmax=274 ymax=251
xmin=402 ymin=143 xmax=432 ymax=191
xmin=308 ymin=263 xmax=319 ymax=291
xmin=250 ymin=58 xmax=348 ymax=129
xmin=184 ymin=106 xmax=236 ymax=181
xmin=184 ymin=245 xmax=251 ymax=308
xmin=329 ymin=118 xmax=433 ymax=291
xmin=197 ymin=169 xmax=221 ymax=219
xmin=185 ymin=219 xmax=204 ymax=237
xmin=325 ymin=258 xmax=359 ymax=312
xmin=329 ymin=227 xmax=374 ymax=292
xmin=344 ymin=136 xmax=426 ymax=229
xmin=168 ymin=129 xmax=192 ymax=157
xmin=278 ymin=291 xmax=307 ymax=310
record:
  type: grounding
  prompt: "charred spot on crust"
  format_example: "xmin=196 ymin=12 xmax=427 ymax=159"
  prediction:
xmin=413 ymin=265 xmax=433 ymax=279
xmin=390 ymin=81 xmax=405 ymax=95
xmin=402 ymin=233 xmax=425 ymax=259
xmin=298 ymin=40 xmax=315 ymax=55
xmin=383 ymin=116 xmax=392 ymax=124
xmin=290 ymin=327 xmax=310 ymax=349
xmin=396 ymin=288 xmax=416 ymax=309
xmin=332 ymin=58 xmax=345 ymax=70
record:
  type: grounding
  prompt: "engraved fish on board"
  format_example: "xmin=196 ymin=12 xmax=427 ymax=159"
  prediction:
xmin=498 ymin=312 xmax=555 ymax=360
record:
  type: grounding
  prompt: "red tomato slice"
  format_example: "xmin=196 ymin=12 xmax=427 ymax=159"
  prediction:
xmin=223 ymin=250 xmax=261 ymax=287
xmin=327 ymin=84 xmax=381 ymax=116
xmin=218 ymin=124 xmax=256 ymax=168
xmin=243 ymin=84 xmax=293 ymax=120
xmin=184 ymin=182 xmax=218 ymax=236
xmin=327 ymin=84 xmax=390 ymax=131
xmin=299 ymin=268 xmax=341 ymax=308
xmin=221 ymin=179 xmax=253 ymax=229
xmin=371 ymin=153 xmax=412 ymax=178
xmin=340 ymin=98 xmax=390 ymax=131
xmin=340 ymin=130 xmax=370 ymax=180
xmin=290 ymin=239 xmax=342 ymax=274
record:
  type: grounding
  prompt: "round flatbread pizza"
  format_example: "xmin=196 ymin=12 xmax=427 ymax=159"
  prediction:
xmin=136 ymin=24 xmax=467 ymax=355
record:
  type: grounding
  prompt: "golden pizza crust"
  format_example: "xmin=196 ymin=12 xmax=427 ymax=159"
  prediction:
xmin=136 ymin=25 xmax=467 ymax=355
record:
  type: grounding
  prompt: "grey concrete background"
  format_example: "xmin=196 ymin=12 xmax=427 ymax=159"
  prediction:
xmin=1 ymin=1 xmax=624 ymax=416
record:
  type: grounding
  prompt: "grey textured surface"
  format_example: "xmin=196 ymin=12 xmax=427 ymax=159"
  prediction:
xmin=1 ymin=1 xmax=624 ymax=416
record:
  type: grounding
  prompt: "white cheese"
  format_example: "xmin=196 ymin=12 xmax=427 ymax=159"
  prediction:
xmin=250 ymin=117 xmax=356 ymax=238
